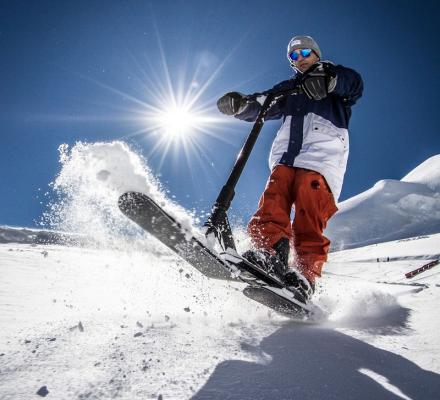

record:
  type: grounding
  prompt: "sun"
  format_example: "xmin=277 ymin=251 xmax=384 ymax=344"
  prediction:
xmin=153 ymin=105 xmax=201 ymax=140
xmin=79 ymin=21 xmax=242 ymax=172
xmin=136 ymin=96 xmax=227 ymax=173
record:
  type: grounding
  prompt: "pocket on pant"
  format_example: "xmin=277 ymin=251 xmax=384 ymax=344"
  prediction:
xmin=306 ymin=172 xmax=338 ymax=221
xmin=322 ymin=190 xmax=338 ymax=221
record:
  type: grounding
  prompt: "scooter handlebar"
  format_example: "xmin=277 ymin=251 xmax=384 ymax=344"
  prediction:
xmin=243 ymin=85 xmax=302 ymax=102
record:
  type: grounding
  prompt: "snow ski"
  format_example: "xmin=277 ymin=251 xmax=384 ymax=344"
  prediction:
xmin=118 ymin=191 xmax=314 ymax=318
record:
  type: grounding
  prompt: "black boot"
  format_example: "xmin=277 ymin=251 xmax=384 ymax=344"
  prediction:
xmin=284 ymin=270 xmax=315 ymax=303
xmin=241 ymin=249 xmax=273 ymax=274
xmin=272 ymin=237 xmax=290 ymax=278
xmin=243 ymin=238 xmax=315 ymax=303
xmin=242 ymin=238 xmax=290 ymax=279
xmin=273 ymin=238 xmax=315 ymax=302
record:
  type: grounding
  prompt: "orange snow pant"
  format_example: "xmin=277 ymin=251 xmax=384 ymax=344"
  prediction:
xmin=248 ymin=165 xmax=338 ymax=283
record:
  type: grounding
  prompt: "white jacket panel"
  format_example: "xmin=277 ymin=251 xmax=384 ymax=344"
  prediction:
xmin=269 ymin=112 xmax=349 ymax=202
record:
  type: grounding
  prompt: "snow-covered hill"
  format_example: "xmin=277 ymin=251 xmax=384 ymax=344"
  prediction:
xmin=326 ymin=155 xmax=440 ymax=250
xmin=1 ymin=234 xmax=440 ymax=399
xmin=1 ymin=142 xmax=440 ymax=399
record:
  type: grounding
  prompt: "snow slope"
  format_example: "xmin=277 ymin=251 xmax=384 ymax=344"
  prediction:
xmin=1 ymin=234 xmax=440 ymax=399
xmin=326 ymin=155 xmax=440 ymax=250
xmin=1 ymin=142 xmax=440 ymax=399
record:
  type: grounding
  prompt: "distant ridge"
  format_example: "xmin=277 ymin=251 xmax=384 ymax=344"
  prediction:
xmin=0 ymin=225 xmax=86 ymax=245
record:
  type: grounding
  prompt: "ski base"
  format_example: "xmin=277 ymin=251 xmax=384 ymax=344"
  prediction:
xmin=118 ymin=191 xmax=234 ymax=281
xmin=243 ymin=286 xmax=310 ymax=318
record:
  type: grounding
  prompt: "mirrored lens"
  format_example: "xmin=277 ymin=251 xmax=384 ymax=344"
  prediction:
xmin=289 ymin=48 xmax=313 ymax=62
xmin=300 ymin=48 xmax=312 ymax=57
xmin=289 ymin=51 xmax=299 ymax=61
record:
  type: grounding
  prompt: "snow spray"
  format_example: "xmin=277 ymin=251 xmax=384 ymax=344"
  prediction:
xmin=42 ymin=141 xmax=195 ymax=249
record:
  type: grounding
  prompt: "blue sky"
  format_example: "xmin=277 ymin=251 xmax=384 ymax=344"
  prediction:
xmin=1 ymin=0 xmax=439 ymax=228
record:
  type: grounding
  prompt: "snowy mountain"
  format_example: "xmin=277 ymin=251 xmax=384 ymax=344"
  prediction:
xmin=326 ymin=155 xmax=440 ymax=250
xmin=0 ymin=226 xmax=85 ymax=245
xmin=1 ymin=142 xmax=440 ymax=399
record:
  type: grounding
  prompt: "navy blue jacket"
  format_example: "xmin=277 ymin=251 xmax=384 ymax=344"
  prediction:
xmin=235 ymin=63 xmax=363 ymax=201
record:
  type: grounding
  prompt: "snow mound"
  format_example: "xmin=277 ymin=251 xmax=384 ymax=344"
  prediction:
xmin=402 ymin=154 xmax=440 ymax=191
xmin=326 ymin=155 xmax=440 ymax=250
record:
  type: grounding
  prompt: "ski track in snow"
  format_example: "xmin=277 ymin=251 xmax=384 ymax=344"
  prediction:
xmin=1 ymin=142 xmax=440 ymax=399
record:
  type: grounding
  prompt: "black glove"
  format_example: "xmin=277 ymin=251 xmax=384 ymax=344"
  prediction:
xmin=217 ymin=92 xmax=247 ymax=115
xmin=301 ymin=62 xmax=337 ymax=101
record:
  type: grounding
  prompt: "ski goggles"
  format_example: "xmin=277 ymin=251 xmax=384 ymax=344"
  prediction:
xmin=288 ymin=48 xmax=313 ymax=62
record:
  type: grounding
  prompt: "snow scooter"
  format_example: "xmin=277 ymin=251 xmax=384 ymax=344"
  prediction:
xmin=118 ymin=86 xmax=317 ymax=318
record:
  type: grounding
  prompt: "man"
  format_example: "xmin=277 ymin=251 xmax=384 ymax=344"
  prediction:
xmin=217 ymin=35 xmax=363 ymax=302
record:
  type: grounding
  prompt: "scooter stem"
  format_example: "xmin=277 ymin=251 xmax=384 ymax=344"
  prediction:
xmin=205 ymin=86 xmax=301 ymax=251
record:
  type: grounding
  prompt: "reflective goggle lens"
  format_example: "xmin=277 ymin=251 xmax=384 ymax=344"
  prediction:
xmin=289 ymin=48 xmax=313 ymax=62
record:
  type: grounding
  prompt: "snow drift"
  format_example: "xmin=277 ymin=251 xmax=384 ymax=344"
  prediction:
xmin=326 ymin=155 xmax=440 ymax=250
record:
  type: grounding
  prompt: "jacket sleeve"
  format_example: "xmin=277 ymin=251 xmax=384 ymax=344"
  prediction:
xmin=331 ymin=64 xmax=364 ymax=106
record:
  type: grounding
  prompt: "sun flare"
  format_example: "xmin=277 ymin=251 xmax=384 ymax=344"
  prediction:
xmin=86 ymin=25 xmax=242 ymax=172
xmin=154 ymin=106 xmax=200 ymax=139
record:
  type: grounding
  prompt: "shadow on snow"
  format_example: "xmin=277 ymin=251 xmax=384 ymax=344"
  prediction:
xmin=193 ymin=319 xmax=440 ymax=400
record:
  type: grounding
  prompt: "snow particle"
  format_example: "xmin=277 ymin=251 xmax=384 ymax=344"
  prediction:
xmin=184 ymin=307 xmax=190 ymax=312
xmin=69 ymin=322 xmax=84 ymax=332
xmin=36 ymin=386 xmax=49 ymax=397
xmin=134 ymin=332 xmax=143 ymax=338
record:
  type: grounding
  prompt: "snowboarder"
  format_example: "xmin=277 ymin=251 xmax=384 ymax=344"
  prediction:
xmin=217 ymin=35 xmax=363 ymax=302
